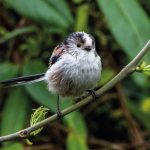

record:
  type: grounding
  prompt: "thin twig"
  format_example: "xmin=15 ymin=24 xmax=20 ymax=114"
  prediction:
xmin=0 ymin=40 xmax=150 ymax=143
xmin=116 ymin=83 xmax=145 ymax=150
xmin=89 ymin=138 xmax=125 ymax=150
xmin=122 ymin=142 xmax=150 ymax=149
xmin=89 ymin=138 xmax=150 ymax=149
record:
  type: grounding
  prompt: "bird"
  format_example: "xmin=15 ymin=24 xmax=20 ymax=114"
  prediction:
xmin=0 ymin=32 xmax=102 ymax=118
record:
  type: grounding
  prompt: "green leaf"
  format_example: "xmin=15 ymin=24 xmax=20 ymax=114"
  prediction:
xmin=1 ymin=88 xmax=30 ymax=135
xmin=135 ymin=61 xmax=150 ymax=75
xmin=97 ymin=0 xmax=150 ymax=62
xmin=66 ymin=112 xmax=88 ymax=150
xmin=25 ymin=139 xmax=33 ymax=145
xmin=45 ymin=0 xmax=73 ymax=24
xmin=5 ymin=0 xmax=73 ymax=29
xmin=30 ymin=106 xmax=49 ymax=136
xmin=67 ymin=132 xmax=88 ymax=150
xmin=65 ymin=112 xmax=87 ymax=138
xmin=62 ymin=98 xmax=87 ymax=150
xmin=25 ymin=106 xmax=49 ymax=145
xmin=1 ymin=88 xmax=30 ymax=149
xmin=0 ymin=62 xmax=19 ymax=81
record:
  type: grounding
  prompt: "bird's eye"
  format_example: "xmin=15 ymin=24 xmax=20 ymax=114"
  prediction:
xmin=77 ymin=43 xmax=81 ymax=47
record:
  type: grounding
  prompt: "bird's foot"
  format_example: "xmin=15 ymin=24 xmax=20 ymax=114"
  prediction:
xmin=87 ymin=89 xmax=97 ymax=102
xmin=56 ymin=109 xmax=63 ymax=120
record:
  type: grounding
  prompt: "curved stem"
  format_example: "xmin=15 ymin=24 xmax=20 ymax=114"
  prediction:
xmin=0 ymin=40 xmax=150 ymax=143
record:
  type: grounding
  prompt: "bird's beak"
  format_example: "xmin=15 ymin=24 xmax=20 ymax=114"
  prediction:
xmin=84 ymin=46 xmax=92 ymax=51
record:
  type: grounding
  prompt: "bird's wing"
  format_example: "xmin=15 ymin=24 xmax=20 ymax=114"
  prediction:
xmin=49 ymin=44 xmax=64 ymax=66
xmin=0 ymin=45 xmax=64 ymax=88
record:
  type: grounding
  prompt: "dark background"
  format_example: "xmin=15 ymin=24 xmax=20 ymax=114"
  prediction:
xmin=0 ymin=0 xmax=150 ymax=149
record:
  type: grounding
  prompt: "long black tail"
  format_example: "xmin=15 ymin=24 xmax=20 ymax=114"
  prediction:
xmin=0 ymin=73 xmax=45 ymax=87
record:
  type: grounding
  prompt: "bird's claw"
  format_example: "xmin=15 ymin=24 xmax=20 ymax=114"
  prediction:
xmin=56 ymin=109 xmax=63 ymax=119
xmin=87 ymin=89 xmax=97 ymax=102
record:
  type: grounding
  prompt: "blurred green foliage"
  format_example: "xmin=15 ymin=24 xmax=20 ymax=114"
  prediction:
xmin=98 ymin=0 xmax=150 ymax=61
xmin=0 ymin=0 xmax=150 ymax=149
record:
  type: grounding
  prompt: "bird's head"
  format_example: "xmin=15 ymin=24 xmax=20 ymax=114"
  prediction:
xmin=64 ymin=32 xmax=95 ymax=52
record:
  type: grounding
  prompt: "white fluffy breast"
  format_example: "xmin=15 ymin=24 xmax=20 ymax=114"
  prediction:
xmin=45 ymin=50 xmax=101 ymax=97
xmin=74 ymin=51 xmax=101 ymax=92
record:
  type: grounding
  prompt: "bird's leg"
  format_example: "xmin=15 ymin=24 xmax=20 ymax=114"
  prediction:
xmin=56 ymin=95 xmax=63 ymax=119
xmin=87 ymin=89 xmax=97 ymax=102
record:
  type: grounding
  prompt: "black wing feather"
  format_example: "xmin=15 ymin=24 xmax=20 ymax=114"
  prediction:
xmin=50 ymin=56 xmax=60 ymax=65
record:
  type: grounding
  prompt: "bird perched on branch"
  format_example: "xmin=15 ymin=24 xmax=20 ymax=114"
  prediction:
xmin=0 ymin=32 xmax=102 ymax=118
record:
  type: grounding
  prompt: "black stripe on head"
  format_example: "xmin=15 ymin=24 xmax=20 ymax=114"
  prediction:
xmin=76 ymin=33 xmax=85 ymax=43
xmin=68 ymin=32 xmax=85 ymax=43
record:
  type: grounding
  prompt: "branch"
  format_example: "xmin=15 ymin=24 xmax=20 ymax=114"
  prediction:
xmin=0 ymin=40 xmax=150 ymax=143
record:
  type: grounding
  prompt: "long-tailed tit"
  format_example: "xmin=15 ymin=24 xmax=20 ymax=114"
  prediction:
xmin=0 ymin=32 xmax=102 ymax=117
